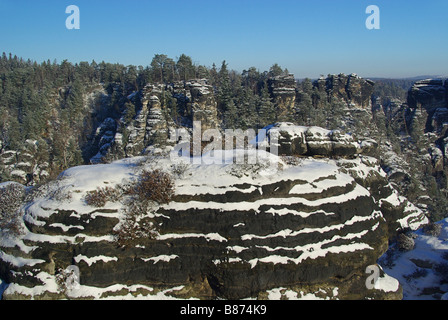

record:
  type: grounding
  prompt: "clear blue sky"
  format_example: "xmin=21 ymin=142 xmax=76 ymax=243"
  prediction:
xmin=1 ymin=0 xmax=447 ymax=79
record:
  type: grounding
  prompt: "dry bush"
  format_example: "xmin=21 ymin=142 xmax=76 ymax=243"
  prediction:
xmin=113 ymin=203 xmax=158 ymax=247
xmin=131 ymin=169 xmax=175 ymax=204
xmin=171 ymin=162 xmax=190 ymax=178
xmin=397 ymin=232 xmax=415 ymax=252
xmin=55 ymin=265 xmax=80 ymax=295
xmin=281 ymin=155 xmax=303 ymax=166
xmin=108 ymin=169 xmax=175 ymax=247
xmin=113 ymin=169 xmax=174 ymax=247
xmin=84 ymin=186 xmax=121 ymax=207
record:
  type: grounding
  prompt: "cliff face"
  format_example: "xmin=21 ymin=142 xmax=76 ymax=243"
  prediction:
xmin=3 ymin=72 xmax=446 ymax=300
xmin=408 ymin=79 xmax=447 ymax=110
xmin=0 ymin=140 xmax=50 ymax=185
xmin=372 ymin=78 xmax=448 ymax=222
xmin=407 ymin=79 xmax=448 ymax=133
xmin=0 ymin=74 xmax=377 ymax=184
xmin=264 ymin=122 xmax=377 ymax=157
xmin=315 ymin=73 xmax=375 ymax=109
xmin=184 ymin=79 xmax=219 ymax=132
xmin=268 ymin=74 xmax=297 ymax=120
xmin=0 ymin=130 xmax=427 ymax=300
xmin=99 ymin=79 xmax=219 ymax=161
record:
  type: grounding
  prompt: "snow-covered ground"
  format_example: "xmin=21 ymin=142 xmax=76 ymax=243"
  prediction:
xmin=379 ymin=218 xmax=448 ymax=300
xmin=0 ymin=150 xmax=442 ymax=300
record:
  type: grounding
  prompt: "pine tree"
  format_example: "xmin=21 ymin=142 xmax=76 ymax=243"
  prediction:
xmin=296 ymin=78 xmax=314 ymax=126
xmin=209 ymin=63 xmax=219 ymax=88
xmin=242 ymin=67 xmax=260 ymax=95
xmin=257 ymin=81 xmax=275 ymax=128
xmin=123 ymin=102 xmax=136 ymax=124
xmin=217 ymin=61 xmax=233 ymax=119
xmin=326 ymin=100 xmax=346 ymax=130
xmin=150 ymin=54 xmax=169 ymax=83
xmin=268 ymin=63 xmax=284 ymax=77
xmin=66 ymin=78 xmax=85 ymax=119
xmin=224 ymin=99 xmax=238 ymax=129
xmin=176 ymin=54 xmax=195 ymax=81
xmin=236 ymin=88 xmax=257 ymax=130
xmin=196 ymin=65 xmax=209 ymax=79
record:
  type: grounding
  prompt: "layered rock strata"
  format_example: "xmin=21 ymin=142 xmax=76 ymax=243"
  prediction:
xmin=315 ymin=73 xmax=375 ymax=109
xmin=0 ymin=140 xmax=427 ymax=300
xmin=268 ymin=74 xmax=297 ymax=120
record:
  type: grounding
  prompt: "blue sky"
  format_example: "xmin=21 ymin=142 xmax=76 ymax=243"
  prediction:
xmin=1 ymin=0 xmax=447 ymax=78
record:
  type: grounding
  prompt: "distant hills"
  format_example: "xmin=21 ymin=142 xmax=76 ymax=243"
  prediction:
xmin=368 ymin=75 xmax=448 ymax=81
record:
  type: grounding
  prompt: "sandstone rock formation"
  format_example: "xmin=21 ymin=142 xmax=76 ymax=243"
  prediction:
xmin=268 ymin=74 xmax=297 ymax=120
xmin=95 ymin=79 xmax=220 ymax=161
xmin=405 ymin=79 xmax=448 ymax=180
xmin=407 ymin=79 xmax=448 ymax=133
xmin=89 ymin=118 xmax=118 ymax=163
xmin=184 ymin=79 xmax=219 ymax=132
xmin=260 ymin=122 xmax=377 ymax=158
xmin=315 ymin=73 xmax=375 ymax=109
xmin=0 ymin=139 xmax=50 ymax=185
xmin=408 ymin=79 xmax=447 ymax=111
xmin=0 ymin=133 xmax=427 ymax=300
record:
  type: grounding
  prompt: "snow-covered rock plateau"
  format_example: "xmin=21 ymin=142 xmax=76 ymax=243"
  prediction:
xmin=0 ymin=129 xmax=429 ymax=300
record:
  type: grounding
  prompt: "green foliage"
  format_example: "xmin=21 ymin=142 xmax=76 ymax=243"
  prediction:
xmin=257 ymin=81 xmax=275 ymax=128
xmin=4 ymin=52 xmax=442 ymax=219
xmin=123 ymin=102 xmax=136 ymax=124
xmin=373 ymin=79 xmax=414 ymax=105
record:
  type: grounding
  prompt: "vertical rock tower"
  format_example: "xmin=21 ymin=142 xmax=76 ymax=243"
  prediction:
xmin=268 ymin=74 xmax=297 ymax=121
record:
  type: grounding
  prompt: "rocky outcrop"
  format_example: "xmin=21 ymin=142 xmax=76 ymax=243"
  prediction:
xmin=184 ymin=79 xmax=219 ymax=132
xmin=0 ymin=133 xmax=427 ymax=300
xmin=407 ymin=79 xmax=448 ymax=134
xmin=315 ymin=73 xmax=375 ymax=109
xmin=408 ymin=79 xmax=447 ymax=111
xmin=144 ymin=88 xmax=170 ymax=149
xmin=260 ymin=122 xmax=377 ymax=157
xmin=405 ymin=79 xmax=448 ymax=173
xmin=101 ymin=80 xmax=219 ymax=159
xmin=268 ymin=74 xmax=297 ymax=120
xmin=89 ymin=118 xmax=118 ymax=163
xmin=0 ymin=140 xmax=50 ymax=185
xmin=372 ymin=78 xmax=448 ymax=219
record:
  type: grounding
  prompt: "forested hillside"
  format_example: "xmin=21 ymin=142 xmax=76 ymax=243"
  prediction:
xmin=0 ymin=54 xmax=288 ymax=181
xmin=2 ymin=53 xmax=448 ymax=300
xmin=1 ymin=53 xmax=448 ymax=222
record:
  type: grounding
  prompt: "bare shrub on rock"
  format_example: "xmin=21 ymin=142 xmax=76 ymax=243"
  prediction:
xmin=113 ymin=202 xmax=158 ymax=247
xmin=114 ymin=169 xmax=175 ymax=247
xmin=131 ymin=169 xmax=175 ymax=205
xmin=84 ymin=186 xmax=121 ymax=207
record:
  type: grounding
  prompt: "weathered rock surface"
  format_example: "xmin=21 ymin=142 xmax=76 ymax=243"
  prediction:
xmin=97 ymin=79 xmax=219 ymax=160
xmin=407 ymin=79 xmax=448 ymax=133
xmin=268 ymin=74 xmax=297 ymax=120
xmin=184 ymin=79 xmax=219 ymax=132
xmin=89 ymin=118 xmax=118 ymax=163
xmin=315 ymin=73 xmax=375 ymax=109
xmin=408 ymin=79 xmax=447 ymax=111
xmin=0 ymin=139 xmax=50 ymax=185
xmin=260 ymin=122 xmax=377 ymax=157
xmin=0 ymin=139 xmax=427 ymax=300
